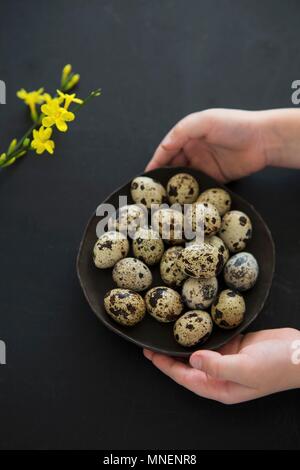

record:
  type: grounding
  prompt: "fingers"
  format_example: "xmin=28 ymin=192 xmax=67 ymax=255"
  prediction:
xmin=190 ymin=350 xmax=256 ymax=388
xmin=146 ymin=111 xmax=213 ymax=171
xmin=170 ymin=151 xmax=188 ymax=167
xmin=143 ymin=349 xmax=260 ymax=404
xmin=143 ymin=349 xmax=229 ymax=402
xmin=144 ymin=349 xmax=195 ymax=385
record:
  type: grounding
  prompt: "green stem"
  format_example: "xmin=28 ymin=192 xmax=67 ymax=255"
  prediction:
xmin=72 ymin=89 xmax=101 ymax=112
xmin=14 ymin=121 xmax=38 ymax=153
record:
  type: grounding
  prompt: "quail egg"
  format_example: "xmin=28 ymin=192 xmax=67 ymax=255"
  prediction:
xmin=152 ymin=208 xmax=184 ymax=244
xmin=93 ymin=231 xmax=129 ymax=269
xmin=219 ymin=210 xmax=252 ymax=252
xmin=178 ymin=243 xmax=223 ymax=279
xmin=182 ymin=276 xmax=218 ymax=310
xmin=132 ymin=227 xmax=164 ymax=265
xmin=205 ymin=235 xmax=230 ymax=266
xmin=104 ymin=288 xmax=146 ymax=326
xmin=108 ymin=204 xmax=147 ymax=236
xmin=188 ymin=235 xmax=230 ymax=267
xmin=131 ymin=176 xmax=167 ymax=208
xmin=187 ymin=201 xmax=221 ymax=237
xmin=224 ymin=252 xmax=259 ymax=291
xmin=112 ymin=257 xmax=152 ymax=292
xmin=160 ymin=246 xmax=187 ymax=287
xmin=174 ymin=310 xmax=213 ymax=347
xmin=211 ymin=289 xmax=245 ymax=329
xmin=145 ymin=286 xmax=183 ymax=322
xmin=167 ymin=173 xmax=199 ymax=205
xmin=197 ymin=188 xmax=231 ymax=216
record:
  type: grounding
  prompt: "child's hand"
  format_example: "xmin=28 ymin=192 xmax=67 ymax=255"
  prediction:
xmin=146 ymin=109 xmax=270 ymax=182
xmin=144 ymin=328 xmax=300 ymax=404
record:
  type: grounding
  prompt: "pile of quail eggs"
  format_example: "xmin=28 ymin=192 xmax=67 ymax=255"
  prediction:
xmin=93 ymin=173 xmax=259 ymax=348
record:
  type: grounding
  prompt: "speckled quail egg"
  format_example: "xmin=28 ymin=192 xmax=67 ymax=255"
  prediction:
xmin=219 ymin=210 xmax=252 ymax=252
xmin=152 ymin=208 xmax=184 ymax=244
xmin=178 ymin=243 xmax=223 ymax=279
xmin=205 ymin=235 xmax=230 ymax=266
xmin=132 ymin=227 xmax=164 ymax=266
xmin=131 ymin=176 xmax=167 ymax=208
xmin=145 ymin=286 xmax=183 ymax=322
xmin=112 ymin=257 xmax=152 ymax=292
xmin=174 ymin=310 xmax=213 ymax=347
xmin=187 ymin=201 xmax=221 ymax=237
xmin=93 ymin=231 xmax=129 ymax=268
xmin=211 ymin=289 xmax=245 ymax=329
xmin=224 ymin=252 xmax=259 ymax=291
xmin=182 ymin=276 xmax=218 ymax=310
xmin=167 ymin=173 xmax=199 ymax=205
xmin=160 ymin=247 xmax=187 ymax=287
xmin=108 ymin=204 xmax=147 ymax=236
xmin=197 ymin=188 xmax=231 ymax=216
xmin=104 ymin=288 xmax=145 ymax=326
xmin=187 ymin=235 xmax=230 ymax=267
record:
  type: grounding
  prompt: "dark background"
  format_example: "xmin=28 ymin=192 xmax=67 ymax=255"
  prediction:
xmin=0 ymin=0 xmax=300 ymax=450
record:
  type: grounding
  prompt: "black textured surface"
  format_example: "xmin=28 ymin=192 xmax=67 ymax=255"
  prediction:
xmin=0 ymin=0 xmax=300 ymax=450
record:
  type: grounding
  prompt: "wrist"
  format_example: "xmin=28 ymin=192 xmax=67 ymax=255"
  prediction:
xmin=257 ymin=109 xmax=300 ymax=168
xmin=289 ymin=333 xmax=300 ymax=389
xmin=283 ymin=329 xmax=300 ymax=390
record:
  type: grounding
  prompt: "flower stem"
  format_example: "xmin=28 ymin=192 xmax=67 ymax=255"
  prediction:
xmin=72 ymin=89 xmax=101 ymax=112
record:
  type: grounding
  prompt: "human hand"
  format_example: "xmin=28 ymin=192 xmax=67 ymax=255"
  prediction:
xmin=146 ymin=109 xmax=271 ymax=182
xmin=144 ymin=328 xmax=300 ymax=404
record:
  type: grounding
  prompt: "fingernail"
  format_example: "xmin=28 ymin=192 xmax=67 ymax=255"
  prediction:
xmin=143 ymin=349 xmax=153 ymax=360
xmin=190 ymin=355 xmax=202 ymax=369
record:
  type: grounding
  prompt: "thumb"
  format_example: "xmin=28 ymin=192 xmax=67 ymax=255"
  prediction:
xmin=190 ymin=350 xmax=256 ymax=387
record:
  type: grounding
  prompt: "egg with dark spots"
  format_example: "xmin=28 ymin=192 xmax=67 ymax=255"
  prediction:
xmin=132 ymin=227 xmax=164 ymax=265
xmin=224 ymin=252 xmax=259 ymax=291
xmin=197 ymin=188 xmax=231 ymax=216
xmin=145 ymin=286 xmax=183 ymax=322
xmin=93 ymin=231 xmax=129 ymax=268
xmin=131 ymin=176 xmax=167 ymax=208
xmin=108 ymin=204 xmax=147 ymax=237
xmin=167 ymin=173 xmax=199 ymax=205
xmin=219 ymin=210 xmax=252 ymax=252
xmin=152 ymin=208 xmax=184 ymax=244
xmin=160 ymin=246 xmax=187 ymax=287
xmin=104 ymin=288 xmax=146 ymax=326
xmin=205 ymin=235 xmax=230 ymax=266
xmin=178 ymin=243 xmax=222 ymax=279
xmin=112 ymin=257 xmax=152 ymax=291
xmin=182 ymin=276 xmax=218 ymax=309
xmin=211 ymin=289 xmax=245 ymax=329
xmin=174 ymin=310 xmax=213 ymax=347
xmin=187 ymin=201 xmax=221 ymax=237
xmin=188 ymin=235 xmax=230 ymax=268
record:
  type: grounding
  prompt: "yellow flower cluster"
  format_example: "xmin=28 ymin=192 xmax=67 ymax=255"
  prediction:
xmin=0 ymin=64 xmax=100 ymax=168
xmin=16 ymin=88 xmax=49 ymax=121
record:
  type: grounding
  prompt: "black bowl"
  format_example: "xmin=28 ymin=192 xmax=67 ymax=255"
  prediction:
xmin=77 ymin=167 xmax=275 ymax=357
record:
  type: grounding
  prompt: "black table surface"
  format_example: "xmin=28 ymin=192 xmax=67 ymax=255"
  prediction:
xmin=1 ymin=0 xmax=300 ymax=450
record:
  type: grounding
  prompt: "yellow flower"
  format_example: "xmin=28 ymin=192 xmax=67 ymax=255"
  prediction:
xmin=16 ymin=88 xmax=48 ymax=121
xmin=57 ymin=90 xmax=83 ymax=109
xmin=41 ymin=98 xmax=75 ymax=132
xmin=31 ymin=126 xmax=55 ymax=155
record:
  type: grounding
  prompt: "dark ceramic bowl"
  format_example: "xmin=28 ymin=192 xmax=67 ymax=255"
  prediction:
xmin=77 ymin=167 xmax=275 ymax=357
